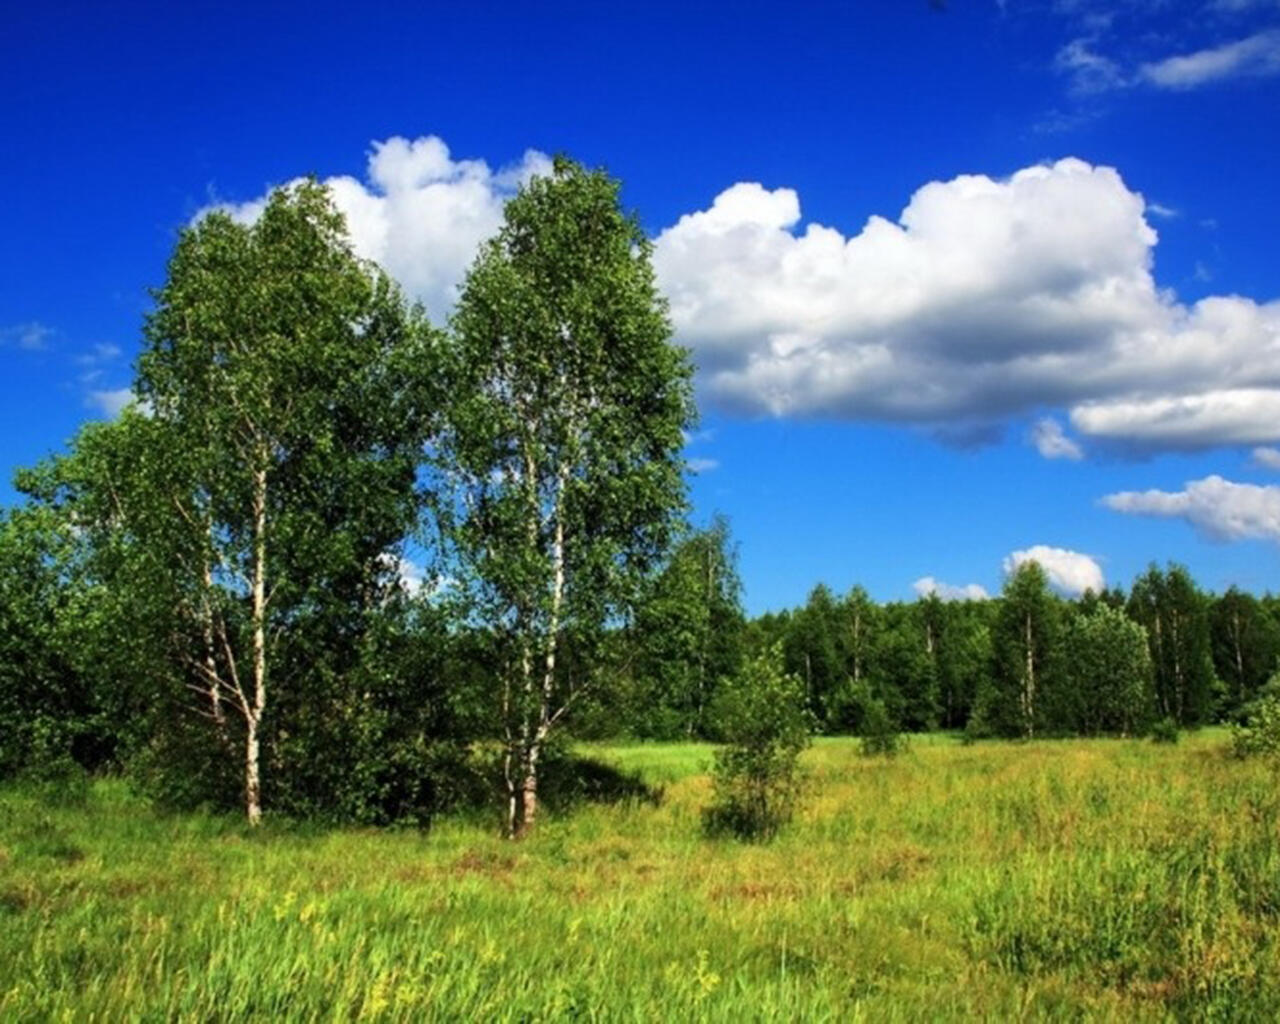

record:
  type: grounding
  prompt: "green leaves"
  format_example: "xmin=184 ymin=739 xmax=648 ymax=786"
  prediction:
xmin=704 ymin=644 xmax=812 ymax=841
xmin=440 ymin=156 xmax=695 ymax=832
xmin=443 ymin=162 xmax=693 ymax=702
xmin=1064 ymin=602 xmax=1154 ymax=736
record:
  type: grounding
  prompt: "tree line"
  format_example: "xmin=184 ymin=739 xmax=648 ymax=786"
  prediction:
xmin=625 ymin=541 xmax=1276 ymax=745
xmin=1 ymin=160 xmax=1275 ymax=834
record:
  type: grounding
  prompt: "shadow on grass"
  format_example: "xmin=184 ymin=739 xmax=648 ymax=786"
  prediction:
xmin=537 ymin=754 xmax=664 ymax=814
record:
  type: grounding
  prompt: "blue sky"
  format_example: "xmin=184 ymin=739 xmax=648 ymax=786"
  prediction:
xmin=4 ymin=0 xmax=1280 ymax=613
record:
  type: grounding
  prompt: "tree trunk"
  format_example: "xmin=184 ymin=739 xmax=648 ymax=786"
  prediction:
xmin=1023 ymin=610 xmax=1036 ymax=739
xmin=246 ymin=462 xmax=268 ymax=826
xmin=1153 ymin=614 xmax=1169 ymax=718
xmin=1232 ymin=609 xmax=1245 ymax=706
xmin=694 ymin=545 xmax=712 ymax=737
xmin=245 ymin=713 xmax=262 ymax=827
xmin=200 ymin=547 xmax=230 ymax=752
xmin=517 ymin=746 xmax=540 ymax=838
xmin=1170 ymin=612 xmax=1184 ymax=723
xmin=512 ymin=458 xmax=568 ymax=840
xmin=852 ymin=609 xmax=862 ymax=684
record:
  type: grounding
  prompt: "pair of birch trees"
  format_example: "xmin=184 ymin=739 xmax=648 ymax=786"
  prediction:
xmin=109 ymin=160 xmax=690 ymax=831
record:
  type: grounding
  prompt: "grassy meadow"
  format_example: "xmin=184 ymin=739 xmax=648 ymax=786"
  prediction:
xmin=3 ymin=732 xmax=1280 ymax=1020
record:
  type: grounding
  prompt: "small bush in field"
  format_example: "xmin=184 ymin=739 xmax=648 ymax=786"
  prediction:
xmin=703 ymin=645 xmax=811 ymax=842
xmin=859 ymin=694 xmax=905 ymax=757
xmin=1149 ymin=717 xmax=1180 ymax=745
xmin=1233 ymin=682 xmax=1280 ymax=759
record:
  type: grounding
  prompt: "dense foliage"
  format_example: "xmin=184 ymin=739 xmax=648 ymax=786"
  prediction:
xmin=1232 ymin=672 xmax=1280 ymax=759
xmin=438 ymin=157 xmax=694 ymax=836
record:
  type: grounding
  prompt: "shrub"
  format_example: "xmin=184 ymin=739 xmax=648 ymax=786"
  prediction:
xmin=859 ymin=694 xmax=906 ymax=757
xmin=1150 ymin=717 xmax=1180 ymax=745
xmin=703 ymin=644 xmax=811 ymax=841
xmin=1233 ymin=684 xmax=1280 ymax=759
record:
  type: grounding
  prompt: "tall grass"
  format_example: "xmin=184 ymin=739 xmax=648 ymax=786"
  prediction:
xmin=2 ymin=732 xmax=1277 ymax=1020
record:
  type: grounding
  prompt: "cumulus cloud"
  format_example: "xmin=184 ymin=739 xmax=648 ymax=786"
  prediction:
xmin=206 ymin=139 xmax=1280 ymax=453
xmin=1140 ymin=30 xmax=1280 ymax=89
xmin=1070 ymin=388 xmax=1280 ymax=449
xmin=652 ymin=157 xmax=1280 ymax=451
xmin=1252 ymin=446 xmax=1280 ymax=470
xmin=1101 ymin=475 xmax=1280 ymax=543
xmin=1030 ymin=417 xmax=1084 ymax=460
xmin=912 ymin=576 xmax=989 ymax=601
xmin=1003 ymin=545 xmax=1105 ymax=596
xmin=86 ymin=387 xmax=136 ymax=418
xmin=203 ymin=135 xmax=552 ymax=320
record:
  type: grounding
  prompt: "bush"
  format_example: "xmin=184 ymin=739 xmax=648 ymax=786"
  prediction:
xmin=1150 ymin=717 xmax=1180 ymax=745
xmin=703 ymin=645 xmax=811 ymax=842
xmin=1233 ymin=687 xmax=1280 ymax=759
xmin=859 ymin=694 xmax=906 ymax=757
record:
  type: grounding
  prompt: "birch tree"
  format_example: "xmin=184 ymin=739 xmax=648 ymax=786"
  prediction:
xmin=990 ymin=561 xmax=1064 ymax=738
xmin=627 ymin=515 xmax=745 ymax=740
xmin=441 ymin=157 xmax=693 ymax=838
xmin=1209 ymin=587 xmax=1279 ymax=716
xmin=1063 ymin=603 xmax=1153 ymax=735
xmin=136 ymin=180 xmax=432 ymax=824
xmin=1127 ymin=564 xmax=1215 ymax=726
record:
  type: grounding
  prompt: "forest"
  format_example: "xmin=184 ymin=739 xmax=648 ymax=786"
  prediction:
xmin=5 ymin=158 xmax=1280 ymax=1020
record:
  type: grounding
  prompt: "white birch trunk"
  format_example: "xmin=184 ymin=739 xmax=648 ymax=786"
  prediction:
xmin=1023 ymin=611 xmax=1036 ymax=738
xmin=246 ymin=463 xmax=268 ymax=827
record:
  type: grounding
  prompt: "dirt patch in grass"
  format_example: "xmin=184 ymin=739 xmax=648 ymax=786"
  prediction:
xmin=710 ymin=880 xmax=803 ymax=903
xmin=452 ymin=848 xmax=519 ymax=879
xmin=0 ymin=885 xmax=32 ymax=915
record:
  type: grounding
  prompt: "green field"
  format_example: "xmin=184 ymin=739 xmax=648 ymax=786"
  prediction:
xmin=3 ymin=732 xmax=1279 ymax=1020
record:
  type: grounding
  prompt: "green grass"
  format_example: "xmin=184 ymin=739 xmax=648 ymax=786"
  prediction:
xmin=3 ymin=732 xmax=1279 ymax=1020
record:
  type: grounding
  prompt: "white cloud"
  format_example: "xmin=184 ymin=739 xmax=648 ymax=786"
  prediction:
xmin=395 ymin=556 xmax=427 ymax=596
xmin=1056 ymin=38 xmax=1127 ymax=93
xmin=1070 ymin=388 xmax=1280 ymax=449
xmin=1102 ymin=475 xmax=1280 ymax=543
xmin=1030 ymin=417 xmax=1084 ymax=460
xmin=1146 ymin=202 xmax=1179 ymax=219
xmin=1252 ymin=446 xmax=1280 ymax=470
xmin=652 ymin=157 xmax=1280 ymax=451
xmin=202 ymin=135 xmax=552 ymax=320
xmin=380 ymin=553 xmax=455 ymax=598
xmin=1211 ymin=0 xmax=1280 ymax=10
xmin=912 ymin=576 xmax=989 ymax=601
xmin=75 ymin=342 xmax=123 ymax=366
xmin=686 ymin=457 xmax=719 ymax=473
xmin=206 ymin=139 xmax=1280 ymax=454
xmin=1140 ymin=29 xmax=1280 ymax=89
xmin=1003 ymin=545 xmax=1105 ymax=596
xmin=86 ymin=388 xmax=136 ymax=418
xmin=2 ymin=321 xmax=53 ymax=350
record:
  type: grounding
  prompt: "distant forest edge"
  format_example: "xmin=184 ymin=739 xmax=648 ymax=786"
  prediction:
xmin=2 ymin=162 xmax=1275 ymax=832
